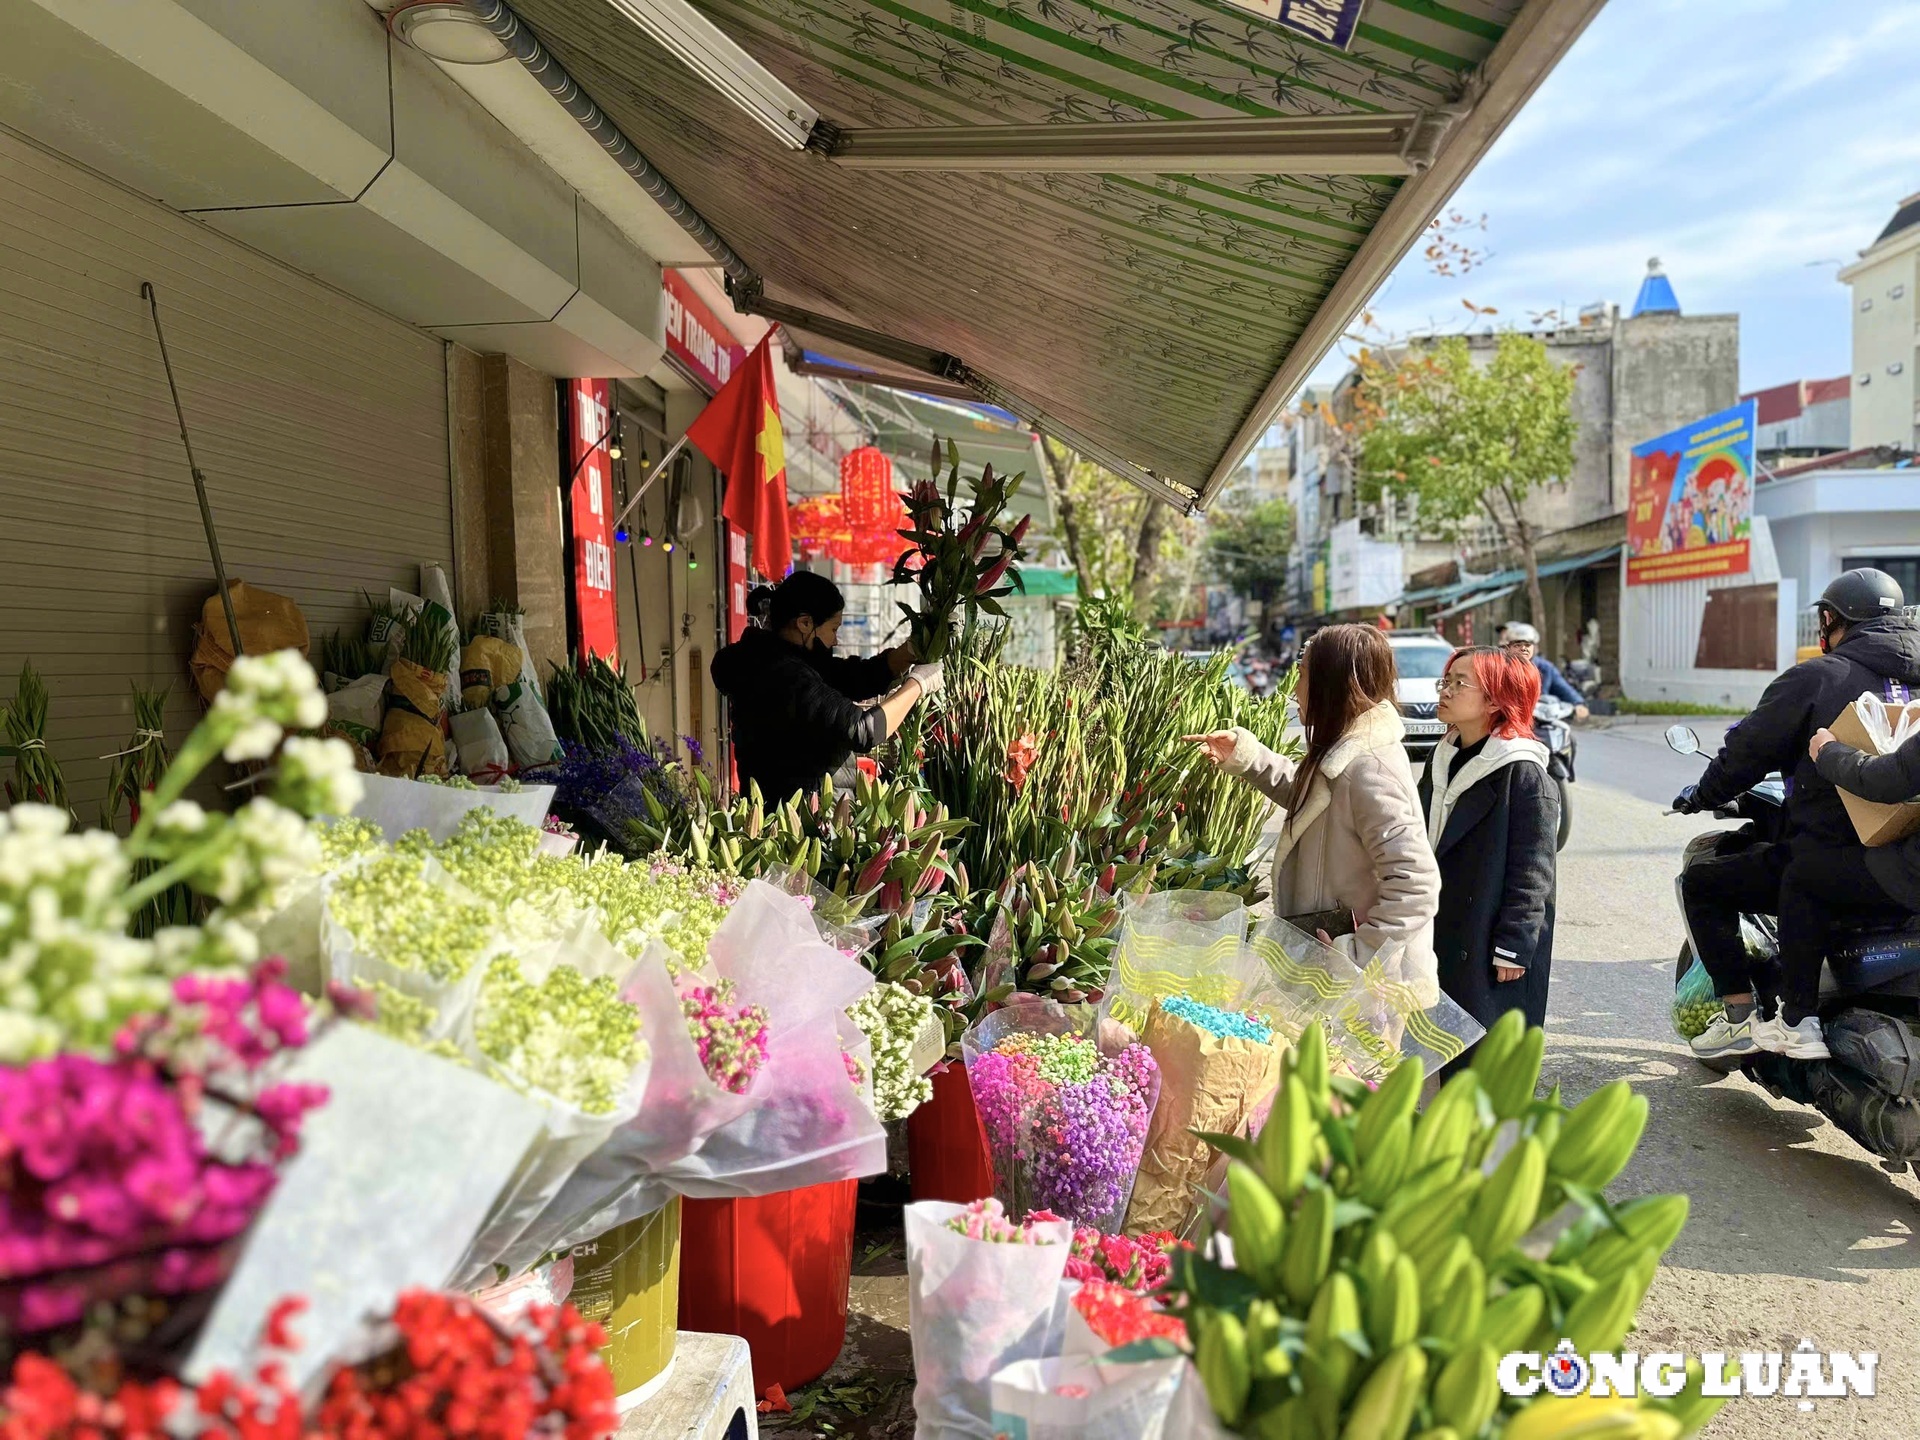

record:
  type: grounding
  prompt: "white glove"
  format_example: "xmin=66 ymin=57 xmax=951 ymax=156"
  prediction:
xmin=907 ymin=662 xmax=944 ymax=697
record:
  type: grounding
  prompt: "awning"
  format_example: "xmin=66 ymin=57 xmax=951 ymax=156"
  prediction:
xmin=1402 ymin=543 xmax=1623 ymax=609
xmin=1430 ymin=581 xmax=1517 ymax=618
xmin=485 ymin=0 xmax=1603 ymax=511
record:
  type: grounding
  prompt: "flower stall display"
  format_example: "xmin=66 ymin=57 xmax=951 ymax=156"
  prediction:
xmin=905 ymin=1200 xmax=1071 ymax=1440
xmin=962 ymin=1005 xmax=1159 ymax=1233
xmin=847 ymin=981 xmax=935 ymax=1123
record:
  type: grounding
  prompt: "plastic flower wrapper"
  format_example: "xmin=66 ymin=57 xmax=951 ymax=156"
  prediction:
xmin=247 ymin=817 xmax=388 ymax=996
xmin=345 ymin=770 xmax=555 ymax=844
xmin=1096 ymin=890 xmax=1253 ymax=1039
xmin=1333 ymin=936 xmax=1485 ymax=1080
xmin=963 ymin=1002 xmax=1160 ymax=1233
xmin=651 ymin=880 xmax=886 ymax=1199
xmin=905 ymin=1199 xmax=1071 ymax=1440
xmin=446 ymin=917 xmax=651 ymax=1289
xmin=187 ymin=1022 xmax=548 ymax=1393
xmin=989 ymin=1350 xmax=1186 ymax=1440
xmin=320 ymin=851 xmax=495 ymax=1043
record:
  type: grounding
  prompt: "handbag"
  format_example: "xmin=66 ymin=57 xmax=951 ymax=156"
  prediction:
xmin=1280 ymin=907 xmax=1355 ymax=940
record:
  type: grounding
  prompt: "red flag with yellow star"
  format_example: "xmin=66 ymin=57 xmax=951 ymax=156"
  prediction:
xmin=687 ymin=333 xmax=790 ymax=578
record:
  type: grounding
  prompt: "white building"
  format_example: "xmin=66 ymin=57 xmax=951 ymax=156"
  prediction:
xmin=1840 ymin=191 xmax=1920 ymax=452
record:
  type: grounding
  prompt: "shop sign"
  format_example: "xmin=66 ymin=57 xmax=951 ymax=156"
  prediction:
xmin=567 ymin=378 xmax=620 ymax=661
xmin=664 ymin=271 xmax=748 ymax=395
xmin=727 ymin=525 xmax=751 ymax=643
xmin=1223 ymin=0 xmax=1366 ymax=50
xmin=1627 ymin=399 xmax=1756 ymax=586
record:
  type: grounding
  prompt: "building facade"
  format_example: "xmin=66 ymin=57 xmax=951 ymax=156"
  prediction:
xmin=1841 ymin=192 xmax=1920 ymax=452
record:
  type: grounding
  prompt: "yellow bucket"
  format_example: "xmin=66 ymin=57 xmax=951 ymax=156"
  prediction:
xmin=569 ymin=1198 xmax=683 ymax=1399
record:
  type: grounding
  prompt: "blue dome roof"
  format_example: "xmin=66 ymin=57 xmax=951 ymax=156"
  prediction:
xmin=1631 ymin=258 xmax=1679 ymax=317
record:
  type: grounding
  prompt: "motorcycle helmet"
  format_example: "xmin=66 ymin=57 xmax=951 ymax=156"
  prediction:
xmin=1503 ymin=622 xmax=1540 ymax=644
xmin=1814 ymin=568 xmax=1905 ymax=624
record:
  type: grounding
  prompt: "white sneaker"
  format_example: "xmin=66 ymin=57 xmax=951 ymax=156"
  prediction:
xmin=1769 ymin=1013 xmax=1830 ymax=1061
xmin=1690 ymin=1009 xmax=1758 ymax=1061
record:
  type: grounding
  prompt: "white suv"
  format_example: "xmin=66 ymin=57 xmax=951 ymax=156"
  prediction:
xmin=1386 ymin=630 xmax=1453 ymax=765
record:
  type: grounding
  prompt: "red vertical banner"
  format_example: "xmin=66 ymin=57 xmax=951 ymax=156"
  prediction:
xmin=567 ymin=378 xmax=620 ymax=662
xmin=726 ymin=522 xmax=750 ymax=642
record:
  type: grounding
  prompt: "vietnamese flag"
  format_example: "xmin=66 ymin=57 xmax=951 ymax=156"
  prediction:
xmin=687 ymin=333 xmax=790 ymax=578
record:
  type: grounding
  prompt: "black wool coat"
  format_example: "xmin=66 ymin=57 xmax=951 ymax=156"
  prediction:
xmin=1419 ymin=743 xmax=1560 ymax=1032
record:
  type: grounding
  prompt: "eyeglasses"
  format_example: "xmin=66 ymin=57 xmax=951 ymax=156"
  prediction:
xmin=1436 ymin=676 xmax=1480 ymax=695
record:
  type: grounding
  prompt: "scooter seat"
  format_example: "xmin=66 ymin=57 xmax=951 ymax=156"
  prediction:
xmin=1828 ymin=927 xmax=1920 ymax=995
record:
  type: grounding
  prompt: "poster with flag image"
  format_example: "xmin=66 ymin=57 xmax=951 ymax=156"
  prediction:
xmin=687 ymin=333 xmax=791 ymax=580
xmin=1626 ymin=398 xmax=1757 ymax=585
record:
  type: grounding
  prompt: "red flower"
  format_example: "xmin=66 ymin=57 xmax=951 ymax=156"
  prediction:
xmin=1003 ymin=733 xmax=1039 ymax=790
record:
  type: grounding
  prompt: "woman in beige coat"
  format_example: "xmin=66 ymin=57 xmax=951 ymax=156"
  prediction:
xmin=1189 ymin=624 xmax=1441 ymax=1002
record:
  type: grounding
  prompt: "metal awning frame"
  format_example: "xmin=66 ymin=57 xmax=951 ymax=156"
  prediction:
xmin=1196 ymin=0 xmax=1609 ymax=511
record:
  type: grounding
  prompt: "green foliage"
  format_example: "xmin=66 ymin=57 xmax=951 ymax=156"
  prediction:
xmin=545 ymin=654 xmax=648 ymax=754
xmin=1171 ymin=1017 xmax=1719 ymax=1439
xmin=3 ymin=662 xmax=70 ymax=813
xmin=1208 ymin=498 xmax=1294 ymax=601
xmin=1353 ymin=333 xmax=1577 ymax=543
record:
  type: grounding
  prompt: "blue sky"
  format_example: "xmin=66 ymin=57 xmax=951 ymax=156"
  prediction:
xmin=1308 ymin=0 xmax=1920 ymax=391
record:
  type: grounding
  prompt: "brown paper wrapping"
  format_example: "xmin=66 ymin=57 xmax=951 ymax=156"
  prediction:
xmin=1123 ymin=1004 xmax=1284 ymax=1236
xmin=1829 ymin=698 xmax=1920 ymax=846
xmin=460 ymin=637 xmax=521 ymax=710
xmin=376 ymin=710 xmax=447 ymax=777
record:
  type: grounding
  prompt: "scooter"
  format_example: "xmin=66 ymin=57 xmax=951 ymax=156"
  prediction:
xmin=1666 ymin=723 xmax=1920 ymax=1175
xmin=1535 ymin=696 xmax=1577 ymax=852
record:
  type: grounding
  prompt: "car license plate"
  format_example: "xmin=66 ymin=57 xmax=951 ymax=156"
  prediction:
xmin=1404 ymin=719 xmax=1446 ymax=737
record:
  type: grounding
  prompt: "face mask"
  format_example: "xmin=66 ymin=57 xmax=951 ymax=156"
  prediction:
xmin=812 ymin=634 xmax=836 ymax=656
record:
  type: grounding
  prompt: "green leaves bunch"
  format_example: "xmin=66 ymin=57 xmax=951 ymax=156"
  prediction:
xmin=1171 ymin=1012 xmax=1717 ymax=1440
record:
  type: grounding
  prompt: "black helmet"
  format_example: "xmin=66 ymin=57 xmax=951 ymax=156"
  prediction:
xmin=1815 ymin=568 xmax=1905 ymax=624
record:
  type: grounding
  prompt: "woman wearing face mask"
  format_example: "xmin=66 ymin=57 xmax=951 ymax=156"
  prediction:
xmin=1187 ymin=623 xmax=1441 ymax=1000
xmin=1422 ymin=647 xmax=1558 ymax=1032
xmin=710 ymin=571 xmax=940 ymax=802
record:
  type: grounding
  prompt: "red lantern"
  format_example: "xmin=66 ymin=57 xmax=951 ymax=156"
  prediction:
xmin=840 ymin=446 xmax=897 ymax=531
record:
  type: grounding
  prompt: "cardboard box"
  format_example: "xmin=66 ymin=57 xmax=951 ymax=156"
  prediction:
xmin=1828 ymin=697 xmax=1920 ymax=846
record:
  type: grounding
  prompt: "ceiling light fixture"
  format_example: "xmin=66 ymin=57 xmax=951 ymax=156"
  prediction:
xmin=820 ymin=113 xmax=1435 ymax=175
xmin=387 ymin=2 xmax=511 ymax=64
xmin=602 ymin=0 xmax=818 ymax=149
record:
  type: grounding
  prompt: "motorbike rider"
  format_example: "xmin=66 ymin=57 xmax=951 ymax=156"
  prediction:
xmin=1674 ymin=568 xmax=1920 ymax=1061
xmin=1499 ymin=623 xmax=1590 ymax=720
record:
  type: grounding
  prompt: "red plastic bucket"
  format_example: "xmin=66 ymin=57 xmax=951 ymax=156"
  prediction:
xmin=906 ymin=1061 xmax=995 ymax=1204
xmin=678 ymin=1179 xmax=859 ymax=1394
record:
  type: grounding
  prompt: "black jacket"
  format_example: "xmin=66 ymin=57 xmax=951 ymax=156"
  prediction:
xmin=1694 ymin=616 xmax=1920 ymax=850
xmin=710 ymin=628 xmax=897 ymax=802
xmin=1816 ymin=735 xmax=1920 ymax=909
xmin=1420 ymin=738 xmax=1559 ymax=1032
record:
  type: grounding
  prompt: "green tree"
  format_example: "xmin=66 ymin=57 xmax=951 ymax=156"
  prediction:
xmin=1206 ymin=498 xmax=1294 ymax=620
xmin=1351 ymin=332 xmax=1576 ymax=626
xmin=1039 ymin=435 xmax=1200 ymax=622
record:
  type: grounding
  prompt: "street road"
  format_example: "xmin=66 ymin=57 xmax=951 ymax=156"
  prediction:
xmin=1555 ymin=717 xmax=1919 ymax=1438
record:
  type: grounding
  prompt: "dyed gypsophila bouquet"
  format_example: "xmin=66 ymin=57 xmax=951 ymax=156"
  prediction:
xmin=965 ymin=1023 xmax=1159 ymax=1231
xmin=0 ymin=652 xmax=357 ymax=1064
xmin=0 ymin=960 xmax=328 ymax=1335
xmin=848 ymin=982 xmax=934 ymax=1122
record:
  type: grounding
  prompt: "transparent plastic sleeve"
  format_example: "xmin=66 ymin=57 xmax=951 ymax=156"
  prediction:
xmin=961 ymin=1002 xmax=1160 ymax=1232
xmin=906 ymin=1201 xmax=1073 ymax=1440
xmin=649 ymin=881 xmax=888 ymax=1199
xmin=989 ymin=1355 xmax=1185 ymax=1440
xmin=1098 ymin=891 xmax=1251 ymax=1037
xmin=348 ymin=772 xmax=554 ymax=843
xmin=320 ymin=857 xmax=489 ymax=1043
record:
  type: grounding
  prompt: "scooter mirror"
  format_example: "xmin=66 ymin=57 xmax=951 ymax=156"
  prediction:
xmin=1664 ymin=723 xmax=1701 ymax=756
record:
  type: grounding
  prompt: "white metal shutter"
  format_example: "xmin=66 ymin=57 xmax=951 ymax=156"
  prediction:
xmin=0 ymin=128 xmax=453 ymax=816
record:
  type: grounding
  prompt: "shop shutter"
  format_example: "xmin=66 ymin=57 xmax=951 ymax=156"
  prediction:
xmin=0 ymin=130 xmax=453 ymax=815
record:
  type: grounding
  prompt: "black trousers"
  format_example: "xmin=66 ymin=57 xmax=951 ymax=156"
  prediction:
xmin=1679 ymin=842 xmax=1786 ymax=1004
xmin=1778 ymin=845 xmax=1907 ymax=1023
xmin=1681 ymin=839 xmax=1908 ymax=1022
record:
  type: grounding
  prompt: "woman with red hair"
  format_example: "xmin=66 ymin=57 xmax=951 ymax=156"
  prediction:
xmin=1421 ymin=646 xmax=1560 ymax=1035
